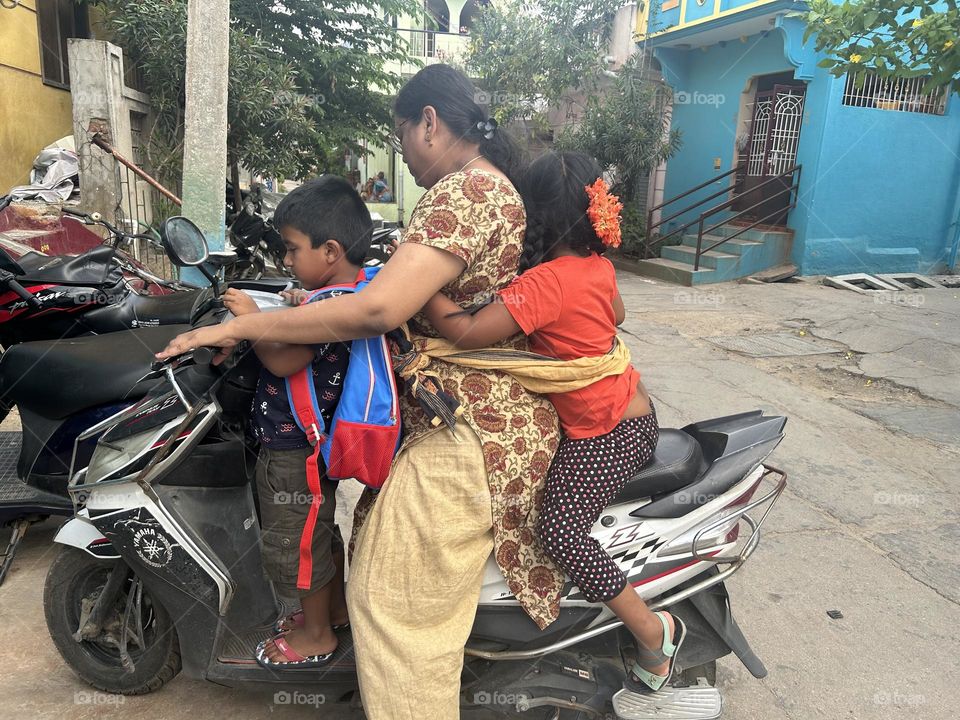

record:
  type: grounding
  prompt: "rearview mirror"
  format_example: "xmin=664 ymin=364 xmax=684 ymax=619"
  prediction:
xmin=160 ymin=216 xmax=209 ymax=267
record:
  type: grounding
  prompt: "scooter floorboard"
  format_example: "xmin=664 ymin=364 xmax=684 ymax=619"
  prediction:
xmin=217 ymin=623 xmax=357 ymax=672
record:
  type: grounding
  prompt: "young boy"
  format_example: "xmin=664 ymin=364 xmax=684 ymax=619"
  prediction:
xmin=222 ymin=176 xmax=372 ymax=668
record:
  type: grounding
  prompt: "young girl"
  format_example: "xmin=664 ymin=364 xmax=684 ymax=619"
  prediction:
xmin=421 ymin=151 xmax=685 ymax=694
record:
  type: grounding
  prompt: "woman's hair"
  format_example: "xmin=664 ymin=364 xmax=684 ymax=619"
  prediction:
xmin=518 ymin=151 xmax=607 ymax=273
xmin=395 ymin=64 xmax=523 ymax=186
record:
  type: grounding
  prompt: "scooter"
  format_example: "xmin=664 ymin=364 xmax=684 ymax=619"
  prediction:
xmin=43 ymin=218 xmax=787 ymax=719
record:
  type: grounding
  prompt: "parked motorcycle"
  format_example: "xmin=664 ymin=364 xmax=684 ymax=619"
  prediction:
xmin=0 ymin=211 xmax=293 ymax=582
xmin=42 ymin=218 xmax=787 ymax=719
xmin=0 ymin=207 xmax=200 ymax=349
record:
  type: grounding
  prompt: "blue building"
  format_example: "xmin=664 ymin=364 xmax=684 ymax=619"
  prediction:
xmin=635 ymin=0 xmax=960 ymax=284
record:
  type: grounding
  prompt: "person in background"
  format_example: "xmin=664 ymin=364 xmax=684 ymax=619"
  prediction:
xmin=373 ymin=171 xmax=393 ymax=202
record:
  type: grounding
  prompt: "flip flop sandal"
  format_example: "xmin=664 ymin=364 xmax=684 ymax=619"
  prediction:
xmin=273 ymin=610 xmax=350 ymax=634
xmin=255 ymin=634 xmax=336 ymax=670
xmin=623 ymin=611 xmax=688 ymax=694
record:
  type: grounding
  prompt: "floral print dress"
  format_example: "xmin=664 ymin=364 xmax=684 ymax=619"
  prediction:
xmin=361 ymin=168 xmax=564 ymax=630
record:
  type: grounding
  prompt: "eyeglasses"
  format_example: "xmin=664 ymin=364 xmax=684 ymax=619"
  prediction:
xmin=390 ymin=119 xmax=408 ymax=154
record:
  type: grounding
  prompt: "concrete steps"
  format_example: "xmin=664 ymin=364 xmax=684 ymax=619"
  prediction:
xmin=634 ymin=225 xmax=793 ymax=285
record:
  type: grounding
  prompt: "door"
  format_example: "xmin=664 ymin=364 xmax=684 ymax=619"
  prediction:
xmin=735 ymin=84 xmax=805 ymax=226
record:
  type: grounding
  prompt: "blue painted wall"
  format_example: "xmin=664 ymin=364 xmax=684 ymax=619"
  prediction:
xmin=792 ymin=77 xmax=960 ymax=274
xmin=655 ymin=31 xmax=798 ymax=235
xmin=684 ymin=0 xmax=716 ymax=25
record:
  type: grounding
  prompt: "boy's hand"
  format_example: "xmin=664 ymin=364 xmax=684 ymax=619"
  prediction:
xmin=223 ymin=288 xmax=260 ymax=316
xmin=281 ymin=288 xmax=310 ymax=306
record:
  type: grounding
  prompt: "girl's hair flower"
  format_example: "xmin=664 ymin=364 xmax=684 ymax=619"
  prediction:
xmin=584 ymin=178 xmax=624 ymax=248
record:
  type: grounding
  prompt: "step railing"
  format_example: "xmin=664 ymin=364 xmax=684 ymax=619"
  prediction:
xmin=644 ymin=166 xmax=741 ymax=258
xmin=692 ymin=165 xmax=801 ymax=270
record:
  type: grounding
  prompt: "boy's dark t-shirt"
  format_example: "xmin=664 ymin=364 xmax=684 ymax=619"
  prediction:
xmin=252 ymin=292 xmax=351 ymax=450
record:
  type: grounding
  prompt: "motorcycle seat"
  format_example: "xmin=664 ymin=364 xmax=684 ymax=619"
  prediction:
xmin=0 ymin=324 xmax=190 ymax=419
xmin=20 ymin=245 xmax=123 ymax=287
xmin=126 ymin=289 xmax=201 ymax=326
xmin=614 ymin=429 xmax=708 ymax=503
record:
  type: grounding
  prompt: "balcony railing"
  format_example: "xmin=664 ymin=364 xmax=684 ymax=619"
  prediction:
xmin=397 ymin=28 xmax=470 ymax=61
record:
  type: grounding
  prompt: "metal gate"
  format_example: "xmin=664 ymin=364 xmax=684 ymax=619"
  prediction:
xmin=737 ymin=83 xmax=805 ymax=225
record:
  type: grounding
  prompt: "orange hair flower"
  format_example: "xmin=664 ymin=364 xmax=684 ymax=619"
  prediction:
xmin=584 ymin=178 xmax=623 ymax=248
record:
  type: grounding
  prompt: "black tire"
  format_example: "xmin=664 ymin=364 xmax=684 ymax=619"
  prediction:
xmin=43 ymin=546 xmax=181 ymax=695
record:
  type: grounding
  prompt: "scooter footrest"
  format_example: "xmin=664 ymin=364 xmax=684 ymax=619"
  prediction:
xmin=612 ymin=683 xmax=722 ymax=720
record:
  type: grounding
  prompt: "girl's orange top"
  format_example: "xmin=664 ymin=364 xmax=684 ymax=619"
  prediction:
xmin=498 ymin=253 xmax=640 ymax=439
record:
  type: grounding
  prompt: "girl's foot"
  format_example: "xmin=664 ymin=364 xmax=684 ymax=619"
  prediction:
xmin=274 ymin=609 xmax=349 ymax=634
xmin=625 ymin=611 xmax=687 ymax=694
xmin=258 ymin=626 xmax=339 ymax=666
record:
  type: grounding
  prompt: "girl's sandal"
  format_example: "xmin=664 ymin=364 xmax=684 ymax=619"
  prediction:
xmin=255 ymin=634 xmax=337 ymax=670
xmin=273 ymin=609 xmax=350 ymax=634
xmin=623 ymin=611 xmax=688 ymax=694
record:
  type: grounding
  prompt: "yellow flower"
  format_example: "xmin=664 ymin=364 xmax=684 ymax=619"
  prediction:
xmin=849 ymin=53 xmax=863 ymax=63
xmin=945 ymin=40 xmax=955 ymax=49
xmin=912 ymin=18 xmax=923 ymax=27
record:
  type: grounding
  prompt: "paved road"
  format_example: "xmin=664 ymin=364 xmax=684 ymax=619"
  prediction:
xmin=1 ymin=274 xmax=957 ymax=719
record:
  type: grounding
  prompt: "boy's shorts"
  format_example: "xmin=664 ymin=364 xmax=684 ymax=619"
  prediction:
xmin=256 ymin=446 xmax=341 ymax=599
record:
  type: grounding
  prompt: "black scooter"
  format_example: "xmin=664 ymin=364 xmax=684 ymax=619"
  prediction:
xmin=43 ymin=218 xmax=786 ymax=719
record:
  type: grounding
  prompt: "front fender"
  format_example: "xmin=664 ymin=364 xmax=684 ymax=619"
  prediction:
xmin=54 ymin=514 xmax=119 ymax=559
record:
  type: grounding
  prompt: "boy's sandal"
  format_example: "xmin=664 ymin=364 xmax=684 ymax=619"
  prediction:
xmin=273 ymin=609 xmax=350 ymax=634
xmin=623 ymin=612 xmax=687 ymax=694
xmin=255 ymin=634 xmax=336 ymax=670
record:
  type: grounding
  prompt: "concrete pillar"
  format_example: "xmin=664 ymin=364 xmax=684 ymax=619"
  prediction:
xmin=68 ymin=39 xmax=155 ymax=234
xmin=181 ymin=0 xmax=230 ymax=281
xmin=68 ymin=39 xmax=129 ymax=226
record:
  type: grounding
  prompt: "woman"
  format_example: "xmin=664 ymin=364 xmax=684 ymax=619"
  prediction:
xmin=158 ymin=64 xmax=564 ymax=719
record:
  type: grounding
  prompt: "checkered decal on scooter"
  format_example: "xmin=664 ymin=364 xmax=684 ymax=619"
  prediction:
xmin=559 ymin=538 xmax=666 ymax=601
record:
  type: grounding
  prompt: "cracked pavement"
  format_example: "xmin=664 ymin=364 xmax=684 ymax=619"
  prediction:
xmin=0 ymin=273 xmax=957 ymax=719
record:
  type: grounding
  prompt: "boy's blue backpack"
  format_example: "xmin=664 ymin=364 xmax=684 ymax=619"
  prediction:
xmin=284 ymin=266 xmax=401 ymax=589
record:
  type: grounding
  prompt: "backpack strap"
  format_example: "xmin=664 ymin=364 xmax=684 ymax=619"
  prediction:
xmin=286 ymin=370 xmax=327 ymax=591
xmin=285 ymin=267 xmax=378 ymax=591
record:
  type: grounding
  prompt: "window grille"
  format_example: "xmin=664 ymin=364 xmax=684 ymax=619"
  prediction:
xmin=842 ymin=72 xmax=947 ymax=116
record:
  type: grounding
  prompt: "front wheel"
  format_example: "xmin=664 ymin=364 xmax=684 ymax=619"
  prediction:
xmin=44 ymin=546 xmax=181 ymax=695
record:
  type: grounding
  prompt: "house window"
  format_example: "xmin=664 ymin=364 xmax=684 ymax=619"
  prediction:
xmin=842 ymin=72 xmax=947 ymax=116
xmin=36 ymin=0 xmax=90 ymax=89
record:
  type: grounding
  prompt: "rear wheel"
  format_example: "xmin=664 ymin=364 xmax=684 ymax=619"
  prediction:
xmin=44 ymin=547 xmax=181 ymax=695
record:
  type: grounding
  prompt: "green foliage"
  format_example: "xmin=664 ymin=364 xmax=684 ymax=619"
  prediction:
xmin=465 ymin=0 xmax=625 ymax=123
xmin=558 ymin=53 xmax=681 ymax=204
xmin=803 ymin=0 xmax=959 ymax=90
xmin=618 ymin=204 xmax=647 ymax=257
xmin=94 ymin=0 xmax=421 ymax=186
